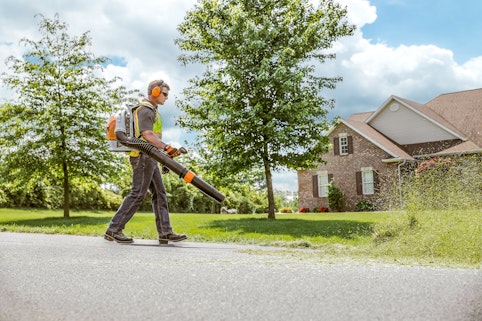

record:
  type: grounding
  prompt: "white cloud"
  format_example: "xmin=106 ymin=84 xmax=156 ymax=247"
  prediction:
xmin=336 ymin=0 xmax=377 ymax=27
xmin=1 ymin=0 xmax=482 ymax=191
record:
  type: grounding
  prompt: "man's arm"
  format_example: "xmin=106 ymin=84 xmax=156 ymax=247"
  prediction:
xmin=141 ymin=130 xmax=167 ymax=150
xmin=141 ymin=130 xmax=180 ymax=157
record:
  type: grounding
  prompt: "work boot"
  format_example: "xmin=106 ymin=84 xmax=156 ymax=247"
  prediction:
xmin=104 ymin=230 xmax=134 ymax=244
xmin=159 ymin=233 xmax=187 ymax=244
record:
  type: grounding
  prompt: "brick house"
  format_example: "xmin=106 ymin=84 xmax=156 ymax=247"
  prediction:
xmin=297 ymin=88 xmax=482 ymax=211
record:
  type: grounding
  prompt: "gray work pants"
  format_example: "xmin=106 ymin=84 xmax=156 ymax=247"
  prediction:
xmin=107 ymin=153 xmax=173 ymax=236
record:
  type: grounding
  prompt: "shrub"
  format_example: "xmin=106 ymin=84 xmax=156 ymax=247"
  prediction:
xmin=404 ymin=155 xmax=481 ymax=212
xmin=328 ymin=183 xmax=345 ymax=212
xmin=279 ymin=207 xmax=293 ymax=213
xmin=415 ymin=157 xmax=452 ymax=175
xmin=313 ymin=206 xmax=329 ymax=213
xmin=355 ymin=200 xmax=375 ymax=212
xmin=298 ymin=207 xmax=310 ymax=213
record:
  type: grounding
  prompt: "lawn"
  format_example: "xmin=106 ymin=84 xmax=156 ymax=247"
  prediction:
xmin=0 ymin=208 xmax=480 ymax=268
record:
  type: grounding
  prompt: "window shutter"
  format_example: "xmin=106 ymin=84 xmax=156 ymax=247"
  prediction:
xmin=333 ymin=137 xmax=339 ymax=155
xmin=356 ymin=171 xmax=362 ymax=195
xmin=328 ymin=174 xmax=333 ymax=183
xmin=312 ymin=175 xmax=319 ymax=197
xmin=347 ymin=136 xmax=354 ymax=154
xmin=373 ymin=171 xmax=379 ymax=194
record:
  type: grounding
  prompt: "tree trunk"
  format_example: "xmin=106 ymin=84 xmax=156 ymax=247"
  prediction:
xmin=60 ymin=126 xmax=69 ymax=218
xmin=263 ymin=158 xmax=276 ymax=220
xmin=63 ymin=160 xmax=70 ymax=218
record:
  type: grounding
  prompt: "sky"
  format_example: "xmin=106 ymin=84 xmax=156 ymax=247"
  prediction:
xmin=1 ymin=0 xmax=481 ymax=192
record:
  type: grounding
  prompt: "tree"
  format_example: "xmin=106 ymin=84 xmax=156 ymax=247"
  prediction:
xmin=0 ymin=14 xmax=134 ymax=217
xmin=176 ymin=0 xmax=355 ymax=218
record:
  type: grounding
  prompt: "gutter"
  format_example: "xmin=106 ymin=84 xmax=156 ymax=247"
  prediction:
xmin=397 ymin=160 xmax=407 ymax=210
xmin=382 ymin=157 xmax=415 ymax=163
xmin=381 ymin=158 xmax=414 ymax=210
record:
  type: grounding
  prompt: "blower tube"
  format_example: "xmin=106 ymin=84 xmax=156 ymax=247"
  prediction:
xmin=115 ymin=132 xmax=225 ymax=203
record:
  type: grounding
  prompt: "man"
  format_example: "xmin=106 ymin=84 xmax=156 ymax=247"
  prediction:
xmin=104 ymin=80 xmax=187 ymax=244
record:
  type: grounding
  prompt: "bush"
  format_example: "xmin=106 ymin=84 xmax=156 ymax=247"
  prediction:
xmin=279 ymin=207 xmax=293 ymax=213
xmin=312 ymin=206 xmax=329 ymax=213
xmin=404 ymin=155 xmax=481 ymax=211
xmin=298 ymin=207 xmax=310 ymax=213
xmin=328 ymin=183 xmax=345 ymax=212
xmin=355 ymin=200 xmax=375 ymax=212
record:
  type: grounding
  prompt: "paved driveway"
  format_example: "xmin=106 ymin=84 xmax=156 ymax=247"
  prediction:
xmin=0 ymin=232 xmax=480 ymax=321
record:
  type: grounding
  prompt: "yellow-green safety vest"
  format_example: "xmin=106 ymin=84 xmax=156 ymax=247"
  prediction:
xmin=127 ymin=100 xmax=163 ymax=157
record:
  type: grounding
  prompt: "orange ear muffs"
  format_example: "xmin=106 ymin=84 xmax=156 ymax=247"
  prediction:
xmin=151 ymin=86 xmax=161 ymax=97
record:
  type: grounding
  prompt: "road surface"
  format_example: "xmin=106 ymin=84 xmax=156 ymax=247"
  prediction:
xmin=0 ymin=232 xmax=480 ymax=321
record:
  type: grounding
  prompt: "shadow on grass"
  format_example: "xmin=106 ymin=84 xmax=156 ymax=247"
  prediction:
xmin=1 ymin=216 xmax=110 ymax=227
xmin=205 ymin=218 xmax=374 ymax=239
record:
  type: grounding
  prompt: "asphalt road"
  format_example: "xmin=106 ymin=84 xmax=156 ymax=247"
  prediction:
xmin=0 ymin=232 xmax=480 ymax=321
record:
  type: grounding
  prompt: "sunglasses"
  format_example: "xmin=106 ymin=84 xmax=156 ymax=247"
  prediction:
xmin=161 ymin=92 xmax=168 ymax=97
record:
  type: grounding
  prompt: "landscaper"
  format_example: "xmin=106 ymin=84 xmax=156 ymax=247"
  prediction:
xmin=104 ymin=80 xmax=187 ymax=244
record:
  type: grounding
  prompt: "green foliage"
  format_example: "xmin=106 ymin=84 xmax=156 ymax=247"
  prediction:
xmin=372 ymin=155 xmax=481 ymax=266
xmin=0 ymin=181 xmax=63 ymax=209
xmin=219 ymin=188 xmax=267 ymax=214
xmin=0 ymin=14 xmax=138 ymax=217
xmin=176 ymin=0 xmax=355 ymax=218
xmin=328 ymin=182 xmax=345 ymax=212
xmin=372 ymin=209 xmax=481 ymax=266
xmin=403 ymin=155 xmax=481 ymax=212
xmin=355 ymin=200 xmax=375 ymax=212
xmin=0 ymin=180 xmax=123 ymax=211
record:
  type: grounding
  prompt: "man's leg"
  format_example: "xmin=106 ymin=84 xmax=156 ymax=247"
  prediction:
xmin=150 ymin=162 xmax=172 ymax=235
xmin=150 ymin=161 xmax=187 ymax=243
xmin=106 ymin=154 xmax=155 ymax=241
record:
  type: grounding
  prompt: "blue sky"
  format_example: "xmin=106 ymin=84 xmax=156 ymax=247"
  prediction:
xmin=0 ymin=0 xmax=481 ymax=191
xmin=362 ymin=0 xmax=482 ymax=64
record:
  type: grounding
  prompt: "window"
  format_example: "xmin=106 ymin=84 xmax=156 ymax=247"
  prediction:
xmin=312 ymin=171 xmax=332 ymax=197
xmin=318 ymin=171 xmax=329 ymax=197
xmin=362 ymin=168 xmax=374 ymax=195
xmin=356 ymin=168 xmax=378 ymax=195
xmin=340 ymin=136 xmax=348 ymax=155
xmin=334 ymin=134 xmax=352 ymax=155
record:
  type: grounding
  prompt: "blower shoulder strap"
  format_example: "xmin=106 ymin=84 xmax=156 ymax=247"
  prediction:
xmin=131 ymin=102 xmax=156 ymax=138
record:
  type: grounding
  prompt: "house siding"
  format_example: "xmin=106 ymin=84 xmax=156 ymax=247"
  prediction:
xmin=298 ymin=123 xmax=399 ymax=211
xmin=369 ymin=102 xmax=458 ymax=144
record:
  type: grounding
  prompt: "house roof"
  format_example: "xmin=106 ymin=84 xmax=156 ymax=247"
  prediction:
xmin=424 ymin=88 xmax=482 ymax=147
xmin=428 ymin=141 xmax=482 ymax=157
xmin=342 ymin=113 xmax=415 ymax=161
xmin=331 ymin=88 xmax=482 ymax=160
xmin=365 ymin=96 xmax=467 ymax=145
xmin=394 ymin=96 xmax=468 ymax=140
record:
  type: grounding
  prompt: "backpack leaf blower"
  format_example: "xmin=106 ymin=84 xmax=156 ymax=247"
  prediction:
xmin=115 ymin=131 xmax=225 ymax=204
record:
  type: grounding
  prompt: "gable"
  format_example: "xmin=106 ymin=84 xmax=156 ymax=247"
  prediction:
xmin=367 ymin=97 xmax=463 ymax=145
xmin=337 ymin=116 xmax=414 ymax=160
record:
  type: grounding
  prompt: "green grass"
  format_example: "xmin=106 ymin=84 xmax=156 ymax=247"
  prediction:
xmin=0 ymin=208 xmax=480 ymax=268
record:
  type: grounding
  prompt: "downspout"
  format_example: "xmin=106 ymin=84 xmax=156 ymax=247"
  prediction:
xmin=397 ymin=160 xmax=407 ymax=210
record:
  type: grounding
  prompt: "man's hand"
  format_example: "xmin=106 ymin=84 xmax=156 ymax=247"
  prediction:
xmin=164 ymin=145 xmax=188 ymax=158
xmin=164 ymin=145 xmax=181 ymax=158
